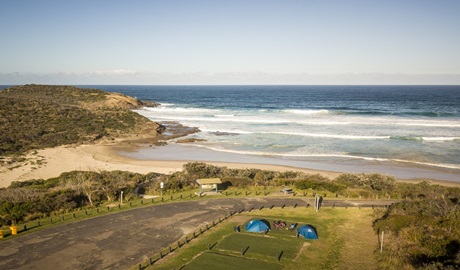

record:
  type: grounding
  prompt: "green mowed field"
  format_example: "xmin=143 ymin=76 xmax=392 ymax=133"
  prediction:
xmin=147 ymin=207 xmax=378 ymax=270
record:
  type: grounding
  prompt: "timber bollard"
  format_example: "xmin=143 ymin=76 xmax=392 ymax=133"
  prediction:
xmin=159 ymin=251 xmax=163 ymax=259
xmin=119 ymin=204 xmax=121 ymax=209
xmin=138 ymin=264 xmax=141 ymax=270
xmin=151 ymin=198 xmax=154 ymax=203
xmin=171 ymin=195 xmax=173 ymax=200
xmin=130 ymin=202 xmax=132 ymax=207
xmin=107 ymin=206 xmax=110 ymax=211
xmin=50 ymin=218 xmax=53 ymax=224
xmin=38 ymin=220 xmax=40 ymax=226
xmin=97 ymin=208 xmax=99 ymax=213
xmin=149 ymin=258 xmax=153 ymax=265
xmin=141 ymin=200 xmax=143 ymax=205
xmin=73 ymin=213 xmax=76 ymax=219
xmin=62 ymin=215 xmax=65 ymax=221
xmin=162 ymin=197 xmax=164 ymax=202
xmin=169 ymin=246 xmax=172 ymax=253
xmin=294 ymin=203 xmax=297 ymax=208
xmin=85 ymin=210 xmax=88 ymax=215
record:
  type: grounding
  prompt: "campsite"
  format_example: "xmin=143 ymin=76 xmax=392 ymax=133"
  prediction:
xmin=149 ymin=206 xmax=377 ymax=270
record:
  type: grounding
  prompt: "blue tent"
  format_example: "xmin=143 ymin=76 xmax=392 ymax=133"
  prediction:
xmin=297 ymin=225 xmax=318 ymax=239
xmin=245 ymin=219 xmax=270 ymax=233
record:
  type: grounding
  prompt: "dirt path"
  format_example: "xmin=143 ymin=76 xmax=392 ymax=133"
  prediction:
xmin=0 ymin=198 xmax=395 ymax=270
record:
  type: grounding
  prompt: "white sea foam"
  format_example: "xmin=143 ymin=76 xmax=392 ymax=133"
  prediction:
xmin=214 ymin=114 xmax=235 ymax=117
xmin=283 ymin=109 xmax=330 ymax=115
xmin=269 ymin=132 xmax=389 ymax=140
xmin=422 ymin=137 xmax=459 ymax=142
xmin=200 ymin=128 xmax=253 ymax=134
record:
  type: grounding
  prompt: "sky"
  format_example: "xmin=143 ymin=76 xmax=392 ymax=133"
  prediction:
xmin=1 ymin=0 xmax=460 ymax=85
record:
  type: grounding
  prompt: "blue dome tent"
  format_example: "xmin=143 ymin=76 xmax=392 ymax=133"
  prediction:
xmin=245 ymin=219 xmax=270 ymax=233
xmin=297 ymin=225 xmax=318 ymax=239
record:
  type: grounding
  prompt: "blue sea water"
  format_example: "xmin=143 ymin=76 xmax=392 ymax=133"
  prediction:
xmin=88 ymin=85 xmax=460 ymax=173
xmin=3 ymin=84 xmax=458 ymax=178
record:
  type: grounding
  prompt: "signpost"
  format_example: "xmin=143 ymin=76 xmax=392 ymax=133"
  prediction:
xmin=314 ymin=194 xmax=319 ymax=212
xmin=160 ymin=182 xmax=164 ymax=197
xmin=120 ymin=191 xmax=124 ymax=205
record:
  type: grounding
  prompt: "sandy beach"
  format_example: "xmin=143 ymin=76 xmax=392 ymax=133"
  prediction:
xmin=1 ymin=140 xmax=459 ymax=188
xmin=0 ymin=142 xmax=341 ymax=188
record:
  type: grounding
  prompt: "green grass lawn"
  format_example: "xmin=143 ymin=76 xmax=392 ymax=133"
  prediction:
xmin=145 ymin=207 xmax=378 ymax=270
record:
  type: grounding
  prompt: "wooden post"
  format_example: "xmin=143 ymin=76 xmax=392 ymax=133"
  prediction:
xmin=380 ymin=231 xmax=384 ymax=253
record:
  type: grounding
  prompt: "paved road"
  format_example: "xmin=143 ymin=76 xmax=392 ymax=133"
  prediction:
xmin=0 ymin=197 xmax=394 ymax=270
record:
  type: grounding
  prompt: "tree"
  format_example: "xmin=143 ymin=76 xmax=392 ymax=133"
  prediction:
xmin=0 ymin=188 xmax=42 ymax=224
xmin=66 ymin=171 xmax=100 ymax=207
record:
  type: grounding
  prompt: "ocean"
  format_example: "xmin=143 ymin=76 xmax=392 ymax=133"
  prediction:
xmin=86 ymin=85 xmax=460 ymax=180
xmin=3 ymin=84 xmax=459 ymax=180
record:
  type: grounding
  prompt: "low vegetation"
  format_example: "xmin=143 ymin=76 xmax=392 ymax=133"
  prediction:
xmin=0 ymin=84 xmax=163 ymax=156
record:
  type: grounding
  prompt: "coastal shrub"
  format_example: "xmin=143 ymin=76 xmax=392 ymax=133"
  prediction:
xmin=182 ymin=162 xmax=224 ymax=179
xmin=295 ymin=179 xmax=344 ymax=193
xmin=221 ymin=177 xmax=252 ymax=188
xmin=338 ymin=188 xmax=374 ymax=199
xmin=335 ymin=173 xmax=396 ymax=192
xmin=374 ymin=198 xmax=460 ymax=268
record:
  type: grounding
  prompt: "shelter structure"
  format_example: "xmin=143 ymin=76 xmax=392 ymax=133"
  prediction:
xmin=196 ymin=178 xmax=222 ymax=193
xmin=297 ymin=225 xmax=318 ymax=240
xmin=245 ymin=219 xmax=270 ymax=233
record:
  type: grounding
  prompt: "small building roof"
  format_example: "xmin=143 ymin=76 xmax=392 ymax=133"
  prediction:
xmin=196 ymin=178 xmax=222 ymax=185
